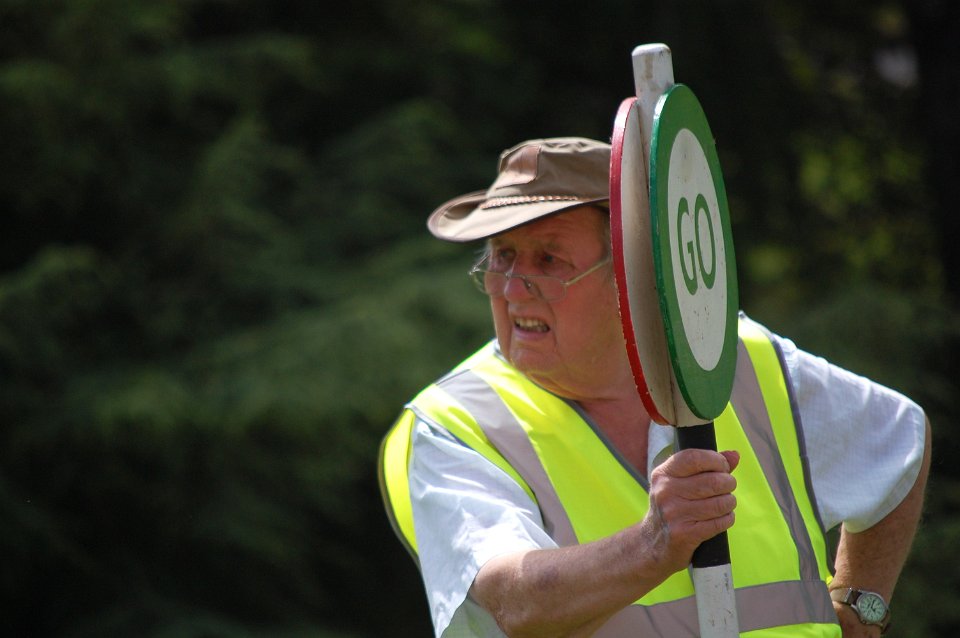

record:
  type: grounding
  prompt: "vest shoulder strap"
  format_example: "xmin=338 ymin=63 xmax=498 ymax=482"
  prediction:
xmin=378 ymin=344 xmax=536 ymax=560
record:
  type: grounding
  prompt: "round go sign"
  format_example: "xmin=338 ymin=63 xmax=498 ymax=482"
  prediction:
xmin=650 ymin=84 xmax=739 ymax=420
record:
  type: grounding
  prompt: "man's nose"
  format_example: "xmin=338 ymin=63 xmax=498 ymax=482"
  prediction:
xmin=502 ymin=271 xmax=537 ymax=301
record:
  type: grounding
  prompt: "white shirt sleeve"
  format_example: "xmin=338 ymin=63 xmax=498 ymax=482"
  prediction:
xmin=773 ymin=332 xmax=926 ymax=532
xmin=408 ymin=414 xmax=557 ymax=638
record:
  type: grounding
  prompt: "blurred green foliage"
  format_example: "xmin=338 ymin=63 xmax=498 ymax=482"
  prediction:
xmin=0 ymin=0 xmax=957 ymax=636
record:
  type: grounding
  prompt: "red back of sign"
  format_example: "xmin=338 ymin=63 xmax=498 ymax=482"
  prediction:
xmin=610 ymin=93 xmax=738 ymax=427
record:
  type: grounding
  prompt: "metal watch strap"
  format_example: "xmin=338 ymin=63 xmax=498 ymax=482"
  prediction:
xmin=830 ymin=587 xmax=891 ymax=634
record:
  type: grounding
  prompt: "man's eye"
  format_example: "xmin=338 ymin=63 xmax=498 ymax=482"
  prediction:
xmin=540 ymin=253 xmax=570 ymax=267
xmin=541 ymin=253 xmax=566 ymax=268
xmin=540 ymin=254 xmax=569 ymax=273
xmin=490 ymin=249 xmax=514 ymax=269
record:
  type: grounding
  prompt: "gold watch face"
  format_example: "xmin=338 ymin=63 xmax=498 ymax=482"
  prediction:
xmin=856 ymin=592 xmax=887 ymax=623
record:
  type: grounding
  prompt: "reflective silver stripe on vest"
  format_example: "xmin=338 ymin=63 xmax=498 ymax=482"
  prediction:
xmin=760 ymin=323 xmax=829 ymax=537
xmin=436 ymin=347 xmax=836 ymax=634
xmin=435 ymin=369 xmax=580 ymax=547
xmin=731 ymin=340 xmax=821 ymax=582
xmin=597 ymin=580 xmax=836 ymax=636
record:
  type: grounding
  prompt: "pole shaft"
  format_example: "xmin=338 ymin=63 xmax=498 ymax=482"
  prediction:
xmin=676 ymin=422 xmax=739 ymax=637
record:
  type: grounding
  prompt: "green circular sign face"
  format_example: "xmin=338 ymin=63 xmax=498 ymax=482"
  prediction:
xmin=650 ymin=84 xmax=738 ymax=420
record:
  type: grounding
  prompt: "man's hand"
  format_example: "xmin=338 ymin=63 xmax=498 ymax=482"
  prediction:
xmin=639 ymin=448 xmax=740 ymax=574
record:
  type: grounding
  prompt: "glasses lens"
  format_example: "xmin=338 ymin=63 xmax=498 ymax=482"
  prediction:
xmin=470 ymin=269 xmax=487 ymax=293
xmin=532 ymin=276 xmax=563 ymax=301
xmin=470 ymin=268 xmax=503 ymax=296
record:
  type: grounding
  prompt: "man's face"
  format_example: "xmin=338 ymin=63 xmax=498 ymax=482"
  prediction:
xmin=488 ymin=207 xmax=630 ymax=401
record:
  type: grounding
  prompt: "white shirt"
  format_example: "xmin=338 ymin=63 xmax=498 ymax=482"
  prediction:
xmin=407 ymin=321 xmax=927 ymax=638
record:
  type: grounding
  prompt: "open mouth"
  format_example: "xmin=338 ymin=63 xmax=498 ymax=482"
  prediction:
xmin=514 ymin=317 xmax=549 ymax=333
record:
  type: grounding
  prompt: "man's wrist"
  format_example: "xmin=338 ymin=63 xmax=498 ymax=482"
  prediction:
xmin=830 ymin=587 xmax=890 ymax=636
xmin=833 ymin=601 xmax=882 ymax=637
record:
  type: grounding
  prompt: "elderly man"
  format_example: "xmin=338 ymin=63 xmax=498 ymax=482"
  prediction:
xmin=379 ymin=137 xmax=930 ymax=637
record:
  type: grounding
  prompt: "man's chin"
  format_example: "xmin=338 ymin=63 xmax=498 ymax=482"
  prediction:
xmin=507 ymin=349 xmax=544 ymax=376
xmin=508 ymin=352 xmax=557 ymax=388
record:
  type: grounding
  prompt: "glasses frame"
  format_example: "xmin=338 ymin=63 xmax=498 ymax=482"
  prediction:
xmin=469 ymin=254 xmax=611 ymax=302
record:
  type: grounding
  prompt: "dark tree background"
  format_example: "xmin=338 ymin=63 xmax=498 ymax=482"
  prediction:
xmin=1 ymin=1 xmax=957 ymax=636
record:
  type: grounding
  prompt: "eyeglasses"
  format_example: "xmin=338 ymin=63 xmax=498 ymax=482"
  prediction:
xmin=469 ymin=254 xmax=611 ymax=301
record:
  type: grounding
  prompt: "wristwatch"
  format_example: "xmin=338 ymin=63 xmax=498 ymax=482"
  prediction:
xmin=830 ymin=587 xmax=891 ymax=634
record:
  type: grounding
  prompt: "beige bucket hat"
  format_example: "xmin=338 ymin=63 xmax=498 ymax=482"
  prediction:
xmin=427 ymin=137 xmax=610 ymax=242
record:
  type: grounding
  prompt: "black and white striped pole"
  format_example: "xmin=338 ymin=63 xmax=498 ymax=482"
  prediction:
xmin=610 ymin=43 xmax=741 ymax=637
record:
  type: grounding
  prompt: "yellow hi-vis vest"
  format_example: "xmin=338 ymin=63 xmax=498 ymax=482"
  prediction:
xmin=379 ymin=319 xmax=841 ymax=637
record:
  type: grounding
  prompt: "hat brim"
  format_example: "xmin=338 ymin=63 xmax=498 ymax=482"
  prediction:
xmin=427 ymin=191 xmax=609 ymax=243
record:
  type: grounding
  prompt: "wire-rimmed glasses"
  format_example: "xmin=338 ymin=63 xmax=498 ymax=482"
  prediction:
xmin=469 ymin=255 xmax=611 ymax=302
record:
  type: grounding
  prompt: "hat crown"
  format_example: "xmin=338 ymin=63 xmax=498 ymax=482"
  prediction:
xmin=427 ymin=137 xmax=611 ymax=242
xmin=487 ymin=137 xmax=610 ymax=201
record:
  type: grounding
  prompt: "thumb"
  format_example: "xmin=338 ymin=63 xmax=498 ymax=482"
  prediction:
xmin=720 ymin=450 xmax=740 ymax=472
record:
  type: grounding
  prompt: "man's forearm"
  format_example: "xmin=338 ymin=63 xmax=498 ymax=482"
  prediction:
xmin=830 ymin=416 xmax=932 ymax=636
xmin=470 ymin=518 xmax=674 ymax=638
xmin=470 ymin=448 xmax=740 ymax=637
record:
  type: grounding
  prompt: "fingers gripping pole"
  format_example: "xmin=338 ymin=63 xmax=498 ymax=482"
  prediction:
xmin=676 ymin=424 xmax=739 ymax=637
